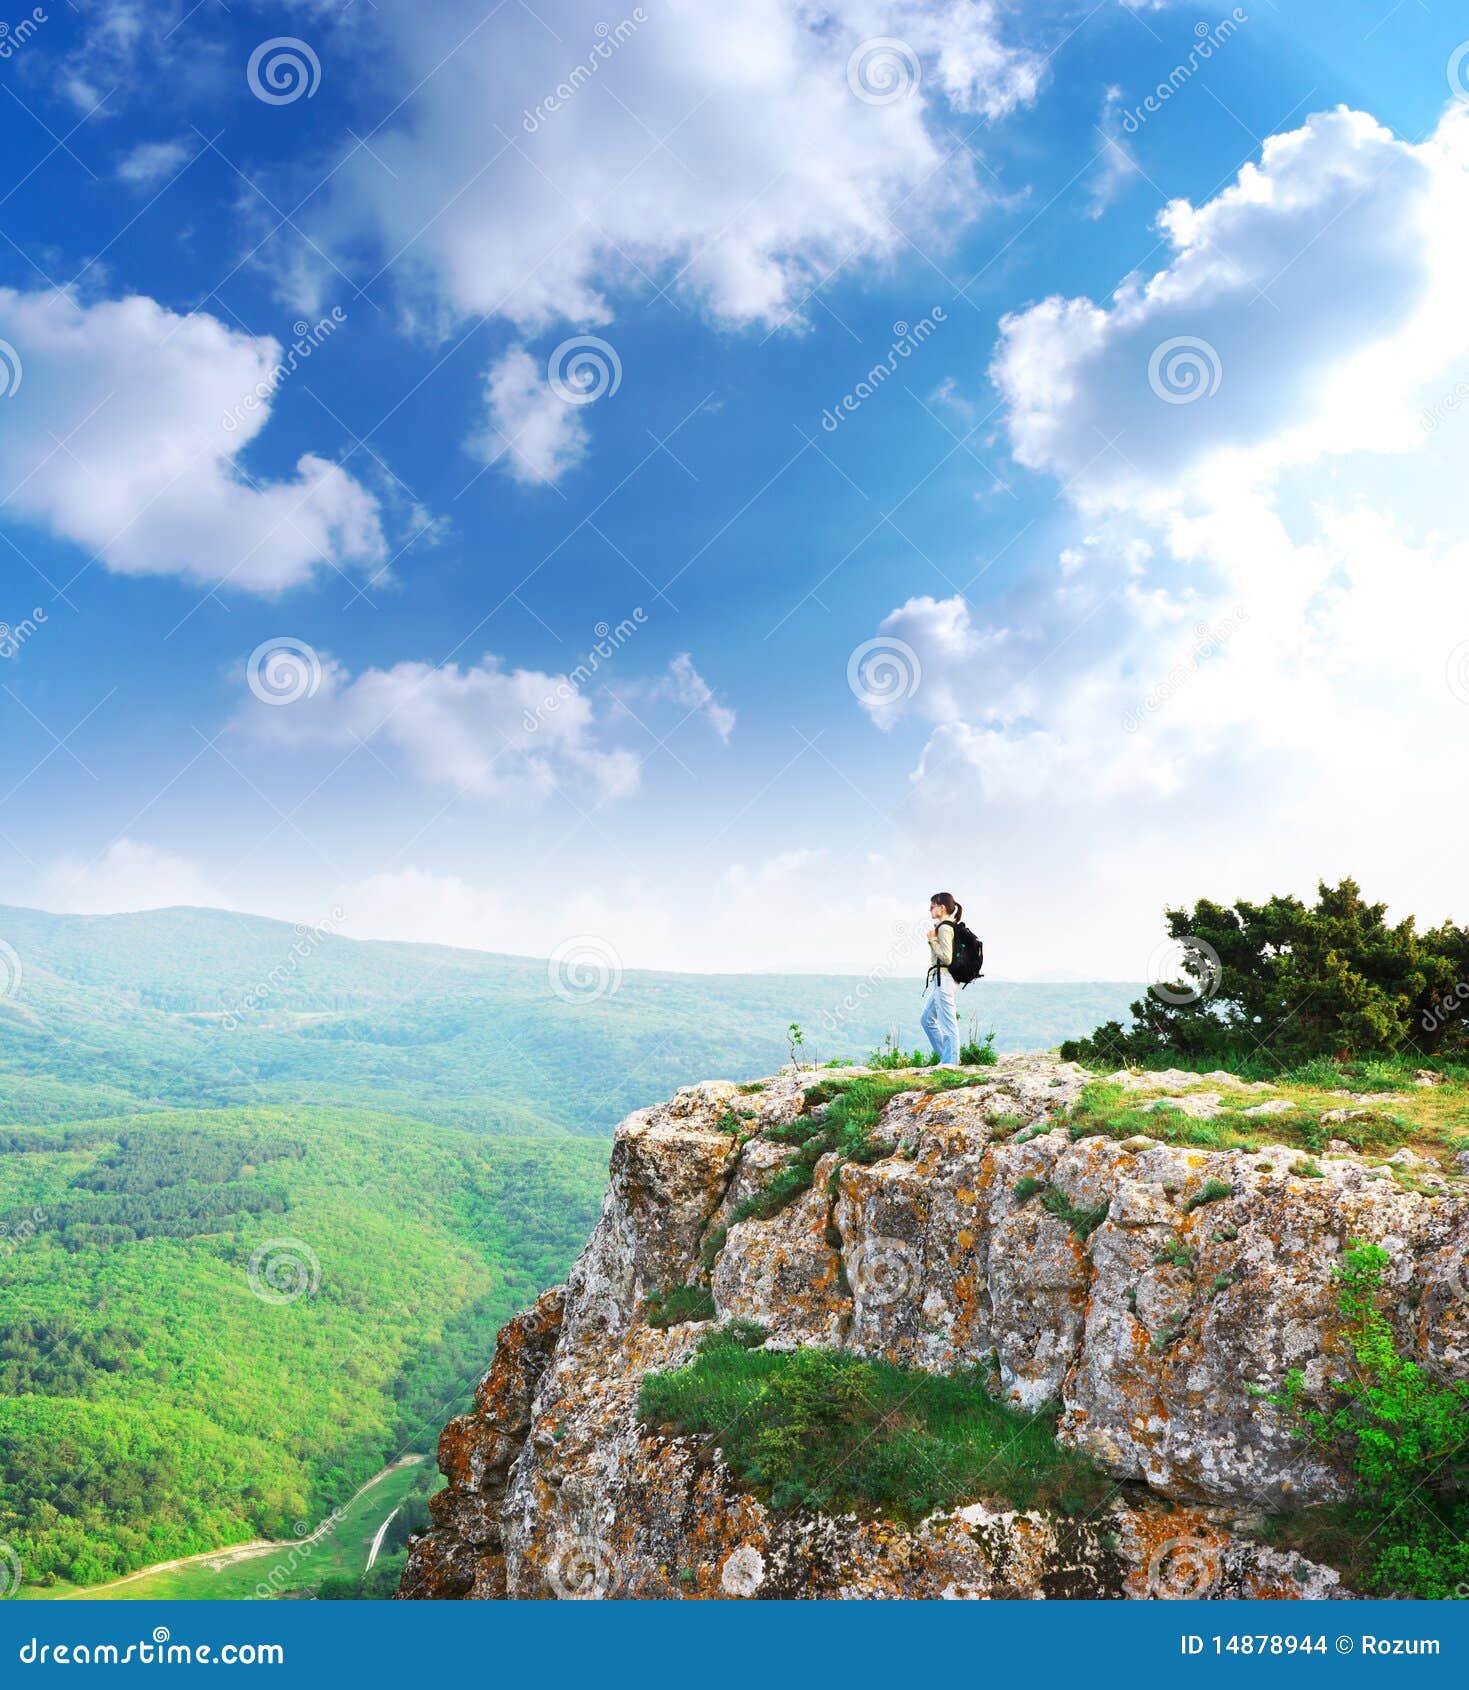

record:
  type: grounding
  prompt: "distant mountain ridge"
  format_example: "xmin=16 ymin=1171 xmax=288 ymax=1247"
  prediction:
xmin=0 ymin=904 xmax=1142 ymax=1136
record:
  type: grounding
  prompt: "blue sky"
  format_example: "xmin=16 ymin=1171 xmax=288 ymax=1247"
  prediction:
xmin=1 ymin=0 xmax=1467 ymax=980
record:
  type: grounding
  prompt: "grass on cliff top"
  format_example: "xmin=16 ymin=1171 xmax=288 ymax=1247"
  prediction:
xmin=728 ymin=1069 xmax=991 ymax=1228
xmin=1055 ymin=1078 xmax=1469 ymax=1175
xmin=639 ymin=1330 xmax=1111 ymax=1522
xmin=863 ymin=1029 xmax=999 ymax=1070
xmin=1068 ymin=1044 xmax=1469 ymax=1090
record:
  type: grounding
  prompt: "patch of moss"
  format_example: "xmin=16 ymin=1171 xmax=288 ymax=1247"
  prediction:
xmin=1013 ymin=1177 xmax=1108 ymax=1239
xmin=644 ymin=1283 xmax=717 ymax=1328
xmin=1150 ymin=1311 xmax=1188 ymax=1354
xmin=1182 ymin=1178 xmax=1233 ymax=1213
xmin=734 ymin=1074 xmax=976 ymax=1226
xmin=1041 ymin=1187 xmax=1110 ymax=1240
xmin=698 ymin=1223 xmax=728 ymax=1273
xmin=987 ymin=1113 xmax=1031 ymax=1138
xmin=639 ymin=1335 xmax=1111 ymax=1521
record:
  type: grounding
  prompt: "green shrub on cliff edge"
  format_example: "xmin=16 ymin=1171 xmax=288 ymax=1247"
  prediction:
xmin=639 ymin=1332 xmax=1110 ymax=1521
xmin=1060 ymin=878 xmax=1469 ymax=1070
xmin=865 ymin=1026 xmax=997 ymax=1070
xmin=644 ymin=1284 xmax=716 ymax=1328
xmin=1262 ymin=1243 xmax=1469 ymax=1598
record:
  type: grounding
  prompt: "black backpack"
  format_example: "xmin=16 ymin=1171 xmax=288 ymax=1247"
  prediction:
xmin=939 ymin=920 xmax=984 ymax=987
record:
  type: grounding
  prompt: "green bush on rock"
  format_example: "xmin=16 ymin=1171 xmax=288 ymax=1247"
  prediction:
xmin=639 ymin=1331 xmax=1110 ymax=1521
xmin=1061 ymin=878 xmax=1469 ymax=1069
xmin=644 ymin=1284 xmax=717 ymax=1328
xmin=1263 ymin=1243 xmax=1469 ymax=1599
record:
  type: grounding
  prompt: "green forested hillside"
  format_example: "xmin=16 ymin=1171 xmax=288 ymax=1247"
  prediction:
xmin=0 ymin=905 xmax=1139 ymax=1134
xmin=0 ymin=1106 xmax=604 ymax=1586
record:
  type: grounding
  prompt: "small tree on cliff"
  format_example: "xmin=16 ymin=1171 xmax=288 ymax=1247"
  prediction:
xmin=1061 ymin=878 xmax=1469 ymax=1068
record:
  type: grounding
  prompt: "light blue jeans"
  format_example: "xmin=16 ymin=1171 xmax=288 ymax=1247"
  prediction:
xmin=920 ymin=975 xmax=959 ymax=1065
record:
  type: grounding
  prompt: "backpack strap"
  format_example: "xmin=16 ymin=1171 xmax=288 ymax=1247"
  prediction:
xmin=928 ymin=919 xmax=955 ymax=989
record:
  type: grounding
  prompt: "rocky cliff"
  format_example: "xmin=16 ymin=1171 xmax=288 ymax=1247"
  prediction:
xmin=399 ymin=1055 xmax=1469 ymax=1601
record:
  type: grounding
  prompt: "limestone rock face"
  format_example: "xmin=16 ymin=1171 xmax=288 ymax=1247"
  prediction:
xmin=399 ymin=1056 xmax=1468 ymax=1601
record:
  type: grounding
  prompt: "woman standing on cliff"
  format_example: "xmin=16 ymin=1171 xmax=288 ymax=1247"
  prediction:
xmin=921 ymin=892 xmax=962 ymax=1065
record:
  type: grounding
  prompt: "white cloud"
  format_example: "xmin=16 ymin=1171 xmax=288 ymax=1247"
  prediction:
xmin=991 ymin=107 xmax=1453 ymax=510
xmin=53 ymin=1 xmax=224 ymax=115
xmin=43 ymin=838 xmax=221 ymax=914
xmin=857 ymin=104 xmax=1469 ymax=975
xmin=338 ymin=867 xmax=519 ymax=955
xmin=235 ymin=649 xmax=642 ymax=802
xmin=615 ymin=653 xmax=735 ymax=742
xmin=117 ymin=137 xmax=192 ymax=186
xmin=471 ymin=344 xmax=589 ymax=486
xmin=0 ymin=288 xmax=386 ymax=594
xmin=279 ymin=0 xmax=1040 ymax=334
xmin=666 ymin=653 xmax=736 ymax=742
xmin=929 ymin=374 xmax=980 ymax=426
xmin=1086 ymin=87 xmax=1139 ymax=220
xmin=337 ymin=851 xmax=918 ymax=976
